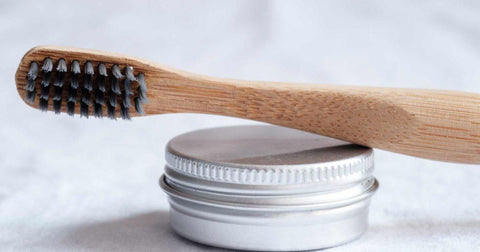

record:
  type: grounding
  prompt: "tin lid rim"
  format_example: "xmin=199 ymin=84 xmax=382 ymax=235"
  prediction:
xmin=165 ymin=148 xmax=374 ymax=186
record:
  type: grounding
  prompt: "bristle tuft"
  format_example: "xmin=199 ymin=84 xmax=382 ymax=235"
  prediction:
xmin=68 ymin=60 xmax=80 ymax=105
xmin=120 ymin=104 xmax=130 ymax=120
xmin=81 ymin=62 xmax=93 ymax=114
xmin=53 ymin=100 xmax=61 ymax=114
xmin=111 ymin=65 xmax=122 ymax=94
xmin=108 ymin=89 xmax=117 ymax=107
xmin=56 ymin=58 xmax=67 ymax=72
xmin=122 ymin=88 xmax=132 ymax=108
xmin=42 ymin=57 xmax=53 ymax=72
xmin=81 ymin=89 xmax=91 ymax=105
xmin=53 ymin=86 xmax=63 ymax=101
xmin=67 ymin=87 xmax=77 ymax=103
xmin=134 ymin=97 xmax=145 ymax=115
xmin=26 ymin=90 xmax=36 ymax=104
xmin=25 ymin=62 xmax=38 ymax=91
xmin=107 ymin=103 xmax=116 ymax=119
xmin=53 ymin=59 xmax=66 ymax=87
xmin=124 ymin=67 xmax=134 ymax=95
xmin=94 ymin=103 xmax=103 ymax=118
xmin=39 ymin=58 xmax=53 ymax=106
xmin=95 ymin=90 xmax=105 ymax=105
xmin=40 ymin=84 xmax=50 ymax=99
xmin=125 ymin=66 xmax=135 ymax=81
xmin=136 ymin=73 xmax=148 ymax=103
xmin=94 ymin=63 xmax=106 ymax=110
xmin=71 ymin=60 xmax=81 ymax=74
xmin=83 ymin=62 xmax=94 ymax=91
xmin=112 ymin=65 xmax=123 ymax=79
xmin=67 ymin=102 xmax=75 ymax=116
xmin=80 ymin=102 xmax=89 ymax=118
xmin=53 ymin=59 xmax=66 ymax=110
xmin=39 ymin=99 xmax=48 ymax=111
xmin=98 ymin=63 xmax=107 ymax=76
xmin=97 ymin=63 xmax=107 ymax=92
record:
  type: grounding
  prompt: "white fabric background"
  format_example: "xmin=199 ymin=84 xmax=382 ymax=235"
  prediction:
xmin=1 ymin=0 xmax=479 ymax=251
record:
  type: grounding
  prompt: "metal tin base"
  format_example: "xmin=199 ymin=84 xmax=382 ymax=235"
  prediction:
xmin=160 ymin=126 xmax=379 ymax=251
xmin=161 ymin=175 xmax=378 ymax=251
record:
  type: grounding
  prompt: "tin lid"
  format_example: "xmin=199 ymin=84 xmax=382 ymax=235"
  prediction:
xmin=165 ymin=125 xmax=374 ymax=189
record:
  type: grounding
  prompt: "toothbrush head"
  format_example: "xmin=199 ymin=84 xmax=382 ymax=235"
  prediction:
xmin=16 ymin=46 xmax=149 ymax=120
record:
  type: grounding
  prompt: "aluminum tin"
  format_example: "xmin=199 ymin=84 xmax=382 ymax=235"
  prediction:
xmin=160 ymin=125 xmax=378 ymax=251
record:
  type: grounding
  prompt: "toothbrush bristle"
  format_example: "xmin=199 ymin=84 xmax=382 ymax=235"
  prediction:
xmin=136 ymin=73 xmax=148 ymax=104
xmin=39 ymin=58 xmax=53 ymax=111
xmin=120 ymin=103 xmax=130 ymax=120
xmin=25 ymin=62 xmax=38 ymax=104
xmin=111 ymin=65 xmax=122 ymax=94
xmin=134 ymin=97 xmax=145 ymax=115
xmin=53 ymin=59 xmax=66 ymax=114
xmin=23 ymin=57 xmax=147 ymax=119
xmin=107 ymin=103 xmax=116 ymax=120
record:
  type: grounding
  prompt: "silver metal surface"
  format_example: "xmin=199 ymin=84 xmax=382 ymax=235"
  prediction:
xmin=160 ymin=125 xmax=378 ymax=251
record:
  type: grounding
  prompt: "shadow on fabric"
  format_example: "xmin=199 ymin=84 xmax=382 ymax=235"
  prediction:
xmin=58 ymin=211 xmax=229 ymax=252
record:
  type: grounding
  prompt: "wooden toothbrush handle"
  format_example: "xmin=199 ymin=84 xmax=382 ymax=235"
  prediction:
xmin=15 ymin=46 xmax=480 ymax=164
xmin=146 ymin=76 xmax=480 ymax=164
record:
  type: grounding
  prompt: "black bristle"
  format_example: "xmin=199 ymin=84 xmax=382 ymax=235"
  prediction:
xmin=53 ymin=86 xmax=63 ymax=100
xmin=42 ymin=57 xmax=53 ymax=72
xmin=134 ymin=97 xmax=145 ymax=115
xmin=41 ymin=84 xmax=50 ymax=99
xmin=97 ymin=63 xmax=107 ymax=92
xmin=111 ymin=77 xmax=121 ymax=94
xmin=124 ymin=78 xmax=133 ymax=95
xmin=80 ymin=102 xmax=89 ymax=118
xmin=53 ymin=100 xmax=61 ymax=114
xmin=67 ymin=86 xmax=77 ymax=103
xmin=82 ymin=89 xmax=91 ymax=105
xmin=41 ymin=71 xmax=52 ymax=87
xmin=26 ymin=79 xmax=36 ymax=92
xmin=95 ymin=63 xmax=106 ymax=106
xmin=122 ymin=80 xmax=132 ymax=108
xmin=26 ymin=90 xmax=36 ymax=104
xmin=81 ymin=61 xmax=91 ymax=118
xmin=97 ymin=76 xmax=106 ymax=92
xmin=53 ymin=59 xmax=67 ymax=105
xmin=67 ymin=60 xmax=80 ymax=106
xmin=107 ymin=103 xmax=116 ymax=119
xmin=53 ymin=59 xmax=67 ymax=87
xmin=67 ymin=101 xmax=75 ymax=116
xmin=123 ymin=67 xmax=134 ymax=109
xmin=70 ymin=60 xmax=80 ymax=89
xmin=120 ymin=103 xmax=130 ymax=120
xmin=84 ymin=62 xmax=94 ymax=91
xmin=125 ymin=66 xmax=135 ymax=82
xmin=95 ymin=90 xmax=105 ymax=105
xmin=39 ymin=99 xmax=48 ymax=112
xmin=124 ymin=66 xmax=135 ymax=94
xmin=25 ymin=62 xmax=38 ymax=92
xmin=41 ymin=61 xmax=52 ymax=87
xmin=108 ymin=89 xmax=117 ymax=107
xmin=39 ymin=58 xmax=53 ymax=102
xmin=94 ymin=103 xmax=103 ymax=118
xmin=111 ymin=65 xmax=122 ymax=94
xmin=136 ymin=73 xmax=148 ymax=103
xmin=112 ymin=64 xmax=123 ymax=79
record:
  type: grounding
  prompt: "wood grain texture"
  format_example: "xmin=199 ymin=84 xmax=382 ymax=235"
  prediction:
xmin=15 ymin=46 xmax=480 ymax=164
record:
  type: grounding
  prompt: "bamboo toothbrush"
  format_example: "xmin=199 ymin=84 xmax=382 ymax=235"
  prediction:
xmin=15 ymin=46 xmax=480 ymax=164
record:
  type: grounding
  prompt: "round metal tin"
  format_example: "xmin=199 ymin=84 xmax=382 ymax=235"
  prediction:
xmin=160 ymin=125 xmax=378 ymax=251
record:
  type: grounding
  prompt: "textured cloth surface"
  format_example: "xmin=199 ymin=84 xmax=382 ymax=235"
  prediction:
xmin=1 ymin=1 xmax=480 ymax=251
